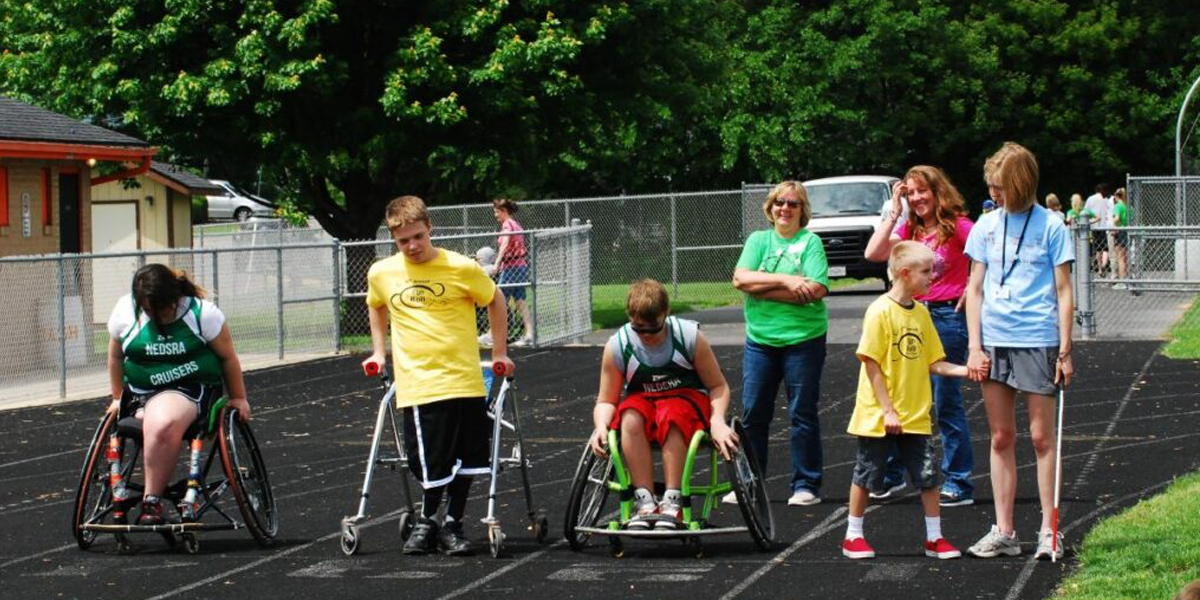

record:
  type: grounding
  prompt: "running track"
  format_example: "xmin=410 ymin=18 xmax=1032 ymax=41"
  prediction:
xmin=1 ymin=341 xmax=1196 ymax=600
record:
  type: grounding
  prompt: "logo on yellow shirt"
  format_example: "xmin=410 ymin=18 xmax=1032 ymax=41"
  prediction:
xmin=893 ymin=328 xmax=923 ymax=360
xmin=393 ymin=282 xmax=448 ymax=309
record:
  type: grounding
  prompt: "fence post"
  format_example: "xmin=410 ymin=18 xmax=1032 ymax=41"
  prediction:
xmin=1074 ymin=221 xmax=1095 ymax=338
xmin=670 ymin=192 xmax=678 ymax=298
xmin=277 ymin=246 xmax=285 ymax=359
xmin=333 ymin=242 xmax=342 ymax=353
xmin=57 ymin=256 xmax=67 ymax=398
xmin=564 ymin=201 xmax=571 ymax=227
xmin=211 ymin=250 xmax=220 ymax=303
xmin=530 ymin=232 xmax=538 ymax=347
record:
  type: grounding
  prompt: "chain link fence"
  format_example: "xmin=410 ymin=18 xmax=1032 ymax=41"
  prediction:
xmin=1 ymin=224 xmax=591 ymax=405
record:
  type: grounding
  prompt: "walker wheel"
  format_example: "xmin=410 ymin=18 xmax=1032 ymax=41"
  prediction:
xmin=116 ymin=533 xmax=135 ymax=554
xmin=398 ymin=509 xmax=414 ymax=541
xmin=181 ymin=533 xmax=200 ymax=555
xmin=340 ymin=523 xmax=360 ymax=556
xmin=608 ymin=536 xmax=624 ymax=559
xmin=531 ymin=513 xmax=549 ymax=544
xmin=488 ymin=525 xmax=505 ymax=558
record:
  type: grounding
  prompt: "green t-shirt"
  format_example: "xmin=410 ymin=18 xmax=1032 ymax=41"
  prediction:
xmin=1066 ymin=208 xmax=1096 ymax=224
xmin=735 ymin=228 xmax=829 ymax=347
xmin=1112 ymin=202 xmax=1128 ymax=226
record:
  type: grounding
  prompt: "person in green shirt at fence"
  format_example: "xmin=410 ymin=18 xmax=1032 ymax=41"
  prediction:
xmin=1111 ymin=188 xmax=1131 ymax=288
xmin=731 ymin=180 xmax=830 ymax=507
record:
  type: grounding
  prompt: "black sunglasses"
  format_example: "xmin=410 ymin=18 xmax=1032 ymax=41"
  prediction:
xmin=772 ymin=199 xmax=801 ymax=208
xmin=629 ymin=320 xmax=665 ymax=334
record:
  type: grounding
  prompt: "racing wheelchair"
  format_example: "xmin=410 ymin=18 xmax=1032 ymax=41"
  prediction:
xmin=339 ymin=361 xmax=549 ymax=558
xmin=563 ymin=418 xmax=775 ymax=558
xmin=72 ymin=397 xmax=278 ymax=554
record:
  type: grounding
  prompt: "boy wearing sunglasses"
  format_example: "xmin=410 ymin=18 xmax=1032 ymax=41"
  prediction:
xmin=587 ymin=279 xmax=736 ymax=530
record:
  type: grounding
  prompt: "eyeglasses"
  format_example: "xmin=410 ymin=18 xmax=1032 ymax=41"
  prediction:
xmin=772 ymin=199 xmax=801 ymax=208
xmin=629 ymin=320 xmax=665 ymax=334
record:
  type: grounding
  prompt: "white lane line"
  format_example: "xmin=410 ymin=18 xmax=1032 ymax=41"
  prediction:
xmin=0 ymin=448 xmax=84 ymax=470
xmin=0 ymin=542 xmax=76 ymax=569
xmin=718 ymin=507 xmax=848 ymax=600
xmin=434 ymin=540 xmax=568 ymax=600
xmin=1003 ymin=478 xmax=1174 ymax=600
xmin=1071 ymin=352 xmax=1156 ymax=490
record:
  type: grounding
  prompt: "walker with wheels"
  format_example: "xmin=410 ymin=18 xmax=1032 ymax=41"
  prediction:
xmin=339 ymin=360 xmax=548 ymax=557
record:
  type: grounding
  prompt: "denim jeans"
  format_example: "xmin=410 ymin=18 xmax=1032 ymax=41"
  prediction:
xmin=741 ymin=335 xmax=826 ymax=494
xmin=881 ymin=306 xmax=974 ymax=496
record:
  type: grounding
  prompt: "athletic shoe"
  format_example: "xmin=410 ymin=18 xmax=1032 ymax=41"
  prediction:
xmin=925 ymin=538 xmax=962 ymax=559
xmin=626 ymin=493 xmax=658 ymax=530
xmin=654 ymin=498 xmax=682 ymax=530
xmin=512 ymin=334 xmax=534 ymax=347
xmin=477 ymin=332 xmax=492 ymax=347
xmin=967 ymin=525 xmax=1021 ymax=558
xmin=842 ymin=537 xmax=876 ymax=559
xmin=137 ymin=495 xmax=166 ymax=526
xmin=1034 ymin=529 xmax=1064 ymax=560
xmin=869 ymin=481 xmax=907 ymax=499
xmin=437 ymin=520 xmax=474 ymax=556
xmin=403 ymin=517 xmax=439 ymax=555
xmin=720 ymin=491 xmax=738 ymax=505
xmin=787 ymin=489 xmax=821 ymax=506
xmin=939 ymin=489 xmax=975 ymax=507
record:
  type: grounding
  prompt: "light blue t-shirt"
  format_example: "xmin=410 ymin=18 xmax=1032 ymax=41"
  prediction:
xmin=964 ymin=203 xmax=1074 ymax=347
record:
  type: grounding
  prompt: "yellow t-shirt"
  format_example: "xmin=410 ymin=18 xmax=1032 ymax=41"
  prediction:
xmin=366 ymin=249 xmax=497 ymax=407
xmin=847 ymin=295 xmax=945 ymax=437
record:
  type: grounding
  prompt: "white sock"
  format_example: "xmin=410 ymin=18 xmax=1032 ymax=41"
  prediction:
xmin=662 ymin=489 xmax=682 ymax=504
xmin=925 ymin=516 xmax=942 ymax=542
xmin=846 ymin=515 xmax=864 ymax=540
xmin=634 ymin=487 xmax=655 ymax=506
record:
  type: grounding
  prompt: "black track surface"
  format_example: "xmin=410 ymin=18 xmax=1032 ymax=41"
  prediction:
xmin=2 ymin=341 xmax=1196 ymax=600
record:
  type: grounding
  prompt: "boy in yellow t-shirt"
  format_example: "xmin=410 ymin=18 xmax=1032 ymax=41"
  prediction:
xmin=362 ymin=196 xmax=514 ymax=557
xmin=842 ymin=241 xmax=969 ymax=560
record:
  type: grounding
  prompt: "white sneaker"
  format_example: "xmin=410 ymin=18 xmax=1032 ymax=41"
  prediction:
xmin=512 ymin=334 xmax=533 ymax=347
xmin=869 ymin=481 xmax=907 ymax=500
xmin=1034 ymin=529 xmax=1064 ymax=560
xmin=721 ymin=491 xmax=739 ymax=505
xmin=967 ymin=525 xmax=1022 ymax=558
xmin=787 ymin=489 xmax=821 ymax=506
xmin=477 ymin=332 xmax=492 ymax=346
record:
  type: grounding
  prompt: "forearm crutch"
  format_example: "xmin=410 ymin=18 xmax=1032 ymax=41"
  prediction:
xmin=1052 ymin=384 xmax=1065 ymax=563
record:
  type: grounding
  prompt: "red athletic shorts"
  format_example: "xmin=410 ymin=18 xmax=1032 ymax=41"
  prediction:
xmin=609 ymin=389 xmax=712 ymax=446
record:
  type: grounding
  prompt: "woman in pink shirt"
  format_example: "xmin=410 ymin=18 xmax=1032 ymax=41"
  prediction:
xmin=864 ymin=165 xmax=975 ymax=506
xmin=494 ymin=198 xmax=533 ymax=345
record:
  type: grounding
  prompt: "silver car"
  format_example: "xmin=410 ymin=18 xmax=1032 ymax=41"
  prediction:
xmin=206 ymin=180 xmax=275 ymax=221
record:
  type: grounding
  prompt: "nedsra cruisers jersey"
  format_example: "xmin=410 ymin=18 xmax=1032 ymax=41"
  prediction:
xmin=609 ymin=316 xmax=706 ymax=396
xmin=109 ymin=295 xmax=224 ymax=391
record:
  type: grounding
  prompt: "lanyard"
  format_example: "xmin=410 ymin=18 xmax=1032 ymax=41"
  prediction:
xmin=1000 ymin=208 xmax=1033 ymax=287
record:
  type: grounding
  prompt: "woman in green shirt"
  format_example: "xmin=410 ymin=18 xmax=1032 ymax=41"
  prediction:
xmin=732 ymin=181 xmax=830 ymax=506
xmin=1111 ymin=187 xmax=1130 ymax=283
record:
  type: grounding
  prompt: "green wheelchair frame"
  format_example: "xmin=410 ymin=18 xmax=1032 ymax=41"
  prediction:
xmin=564 ymin=418 xmax=775 ymax=557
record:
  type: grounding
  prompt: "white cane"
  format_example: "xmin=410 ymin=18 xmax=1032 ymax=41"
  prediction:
xmin=1051 ymin=384 xmax=1065 ymax=563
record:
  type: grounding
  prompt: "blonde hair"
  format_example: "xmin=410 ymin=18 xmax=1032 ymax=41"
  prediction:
xmin=1070 ymin=193 xmax=1084 ymax=212
xmin=763 ymin=181 xmax=812 ymax=229
xmin=903 ymin=165 xmax=967 ymax=248
xmin=887 ymin=240 xmax=935 ymax=281
xmin=626 ymin=278 xmax=669 ymax=323
xmin=983 ymin=142 xmax=1039 ymax=213
xmin=385 ymin=195 xmax=431 ymax=230
xmin=1114 ymin=187 xmax=1126 ymax=203
xmin=1045 ymin=193 xmax=1061 ymax=211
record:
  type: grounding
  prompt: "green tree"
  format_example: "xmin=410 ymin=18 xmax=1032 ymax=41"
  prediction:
xmin=0 ymin=0 xmax=736 ymax=238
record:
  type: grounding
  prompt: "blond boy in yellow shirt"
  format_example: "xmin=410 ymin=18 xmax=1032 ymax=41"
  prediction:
xmin=842 ymin=241 xmax=969 ymax=560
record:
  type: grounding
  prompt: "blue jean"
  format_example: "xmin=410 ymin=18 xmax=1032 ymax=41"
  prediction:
xmin=741 ymin=335 xmax=826 ymax=494
xmin=881 ymin=306 xmax=974 ymax=496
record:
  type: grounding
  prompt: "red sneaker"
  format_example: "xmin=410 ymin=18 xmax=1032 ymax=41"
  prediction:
xmin=924 ymin=538 xmax=962 ymax=559
xmin=842 ymin=537 xmax=875 ymax=559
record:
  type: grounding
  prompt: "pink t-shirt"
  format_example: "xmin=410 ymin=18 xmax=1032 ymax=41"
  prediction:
xmin=897 ymin=216 xmax=973 ymax=302
xmin=498 ymin=218 xmax=527 ymax=268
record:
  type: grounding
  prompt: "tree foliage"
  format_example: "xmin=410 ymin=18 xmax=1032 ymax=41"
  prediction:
xmin=2 ymin=0 xmax=1199 ymax=235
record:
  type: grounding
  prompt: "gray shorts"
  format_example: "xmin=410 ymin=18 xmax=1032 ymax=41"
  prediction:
xmin=985 ymin=346 xmax=1058 ymax=396
xmin=852 ymin=434 xmax=939 ymax=491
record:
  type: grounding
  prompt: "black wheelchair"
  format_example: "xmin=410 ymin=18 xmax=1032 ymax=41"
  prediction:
xmin=563 ymin=418 xmax=775 ymax=558
xmin=72 ymin=397 xmax=278 ymax=554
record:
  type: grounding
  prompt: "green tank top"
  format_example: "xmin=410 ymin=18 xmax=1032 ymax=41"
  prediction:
xmin=617 ymin=316 xmax=706 ymax=396
xmin=120 ymin=297 xmax=223 ymax=390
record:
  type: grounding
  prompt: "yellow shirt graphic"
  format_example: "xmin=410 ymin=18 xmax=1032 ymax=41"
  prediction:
xmin=847 ymin=296 xmax=945 ymax=437
xmin=366 ymin=249 xmax=497 ymax=407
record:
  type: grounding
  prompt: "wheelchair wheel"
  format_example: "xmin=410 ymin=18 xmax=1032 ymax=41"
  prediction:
xmin=218 ymin=410 xmax=279 ymax=546
xmin=72 ymin=413 xmax=116 ymax=550
xmin=725 ymin=418 xmax=776 ymax=550
xmin=563 ymin=445 xmax=613 ymax=551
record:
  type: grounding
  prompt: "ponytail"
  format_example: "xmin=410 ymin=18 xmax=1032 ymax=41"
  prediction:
xmin=132 ymin=264 xmax=205 ymax=323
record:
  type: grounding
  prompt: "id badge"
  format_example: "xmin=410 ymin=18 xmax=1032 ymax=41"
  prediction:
xmin=996 ymin=286 xmax=1010 ymax=300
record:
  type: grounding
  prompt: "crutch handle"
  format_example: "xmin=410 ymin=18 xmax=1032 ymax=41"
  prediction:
xmin=492 ymin=361 xmax=510 ymax=377
xmin=363 ymin=361 xmax=381 ymax=377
